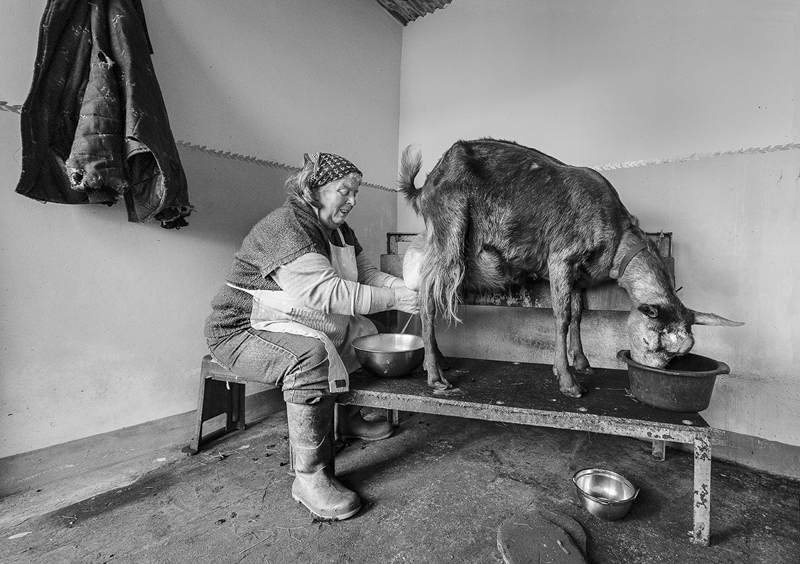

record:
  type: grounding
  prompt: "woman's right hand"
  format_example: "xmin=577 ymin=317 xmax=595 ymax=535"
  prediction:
xmin=393 ymin=286 xmax=419 ymax=315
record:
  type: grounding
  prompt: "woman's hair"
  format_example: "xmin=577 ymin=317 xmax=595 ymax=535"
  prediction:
xmin=284 ymin=160 xmax=317 ymax=206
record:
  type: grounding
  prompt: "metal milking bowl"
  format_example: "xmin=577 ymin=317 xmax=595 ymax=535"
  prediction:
xmin=352 ymin=334 xmax=424 ymax=378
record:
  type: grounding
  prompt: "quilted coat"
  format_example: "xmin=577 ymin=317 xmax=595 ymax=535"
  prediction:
xmin=16 ymin=0 xmax=191 ymax=228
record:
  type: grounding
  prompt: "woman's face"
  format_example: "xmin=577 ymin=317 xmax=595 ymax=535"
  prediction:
xmin=315 ymin=173 xmax=360 ymax=231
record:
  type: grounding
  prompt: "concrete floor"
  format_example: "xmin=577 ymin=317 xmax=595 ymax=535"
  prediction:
xmin=1 ymin=408 xmax=798 ymax=564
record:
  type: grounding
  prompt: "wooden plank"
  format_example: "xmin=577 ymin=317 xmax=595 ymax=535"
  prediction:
xmin=341 ymin=357 xmax=717 ymax=445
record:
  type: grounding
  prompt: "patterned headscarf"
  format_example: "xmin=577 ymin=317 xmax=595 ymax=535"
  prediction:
xmin=304 ymin=152 xmax=362 ymax=189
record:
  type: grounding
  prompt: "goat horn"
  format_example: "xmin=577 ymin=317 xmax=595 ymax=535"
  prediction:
xmin=690 ymin=309 xmax=745 ymax=326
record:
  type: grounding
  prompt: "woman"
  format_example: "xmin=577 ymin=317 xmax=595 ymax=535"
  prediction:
xmin=204 ymin=152 xmax=418 ymax=521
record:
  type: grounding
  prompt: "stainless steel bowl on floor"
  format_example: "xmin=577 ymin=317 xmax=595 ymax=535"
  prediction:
xmin=573 ymin=468 xmax=638 ymax=521
xmin=352 ymin=333 xmax=424 ymax=378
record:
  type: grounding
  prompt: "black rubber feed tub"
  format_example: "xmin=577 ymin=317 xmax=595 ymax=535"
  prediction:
xmin=617 ymin=350 xmax=730 ymax=412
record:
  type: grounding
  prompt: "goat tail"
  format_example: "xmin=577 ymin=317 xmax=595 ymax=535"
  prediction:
xmin=400 ymin=144 xmax=466 ymax=323
xmin=417 ymin=196 xmax=468 ymax=325
xmin=398 ymin=145 xmax=423 ymax=214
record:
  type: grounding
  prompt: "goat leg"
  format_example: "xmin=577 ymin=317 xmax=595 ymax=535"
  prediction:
xmin=568 ymin=288 xmax=594 ymax=375
xmin=548 ymin=264 xmax=585 ymax=398
xmin=420 ymin=293 xmax=451 ymax=390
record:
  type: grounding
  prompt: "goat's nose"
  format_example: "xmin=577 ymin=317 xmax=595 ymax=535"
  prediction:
xmin=677 ymin=335 xmax=695 ymax=354
xmin=643 ymin=333 xmax=659 ymax=349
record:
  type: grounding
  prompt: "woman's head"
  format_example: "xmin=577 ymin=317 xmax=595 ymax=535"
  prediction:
xmin=286 ymin=153 xmax=362 ymax=231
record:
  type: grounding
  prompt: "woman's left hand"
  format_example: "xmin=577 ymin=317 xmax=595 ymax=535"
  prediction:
xmin=393 ymin=286 xmax=419 ymax=315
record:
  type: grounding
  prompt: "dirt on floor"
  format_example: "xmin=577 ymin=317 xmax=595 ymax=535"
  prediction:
xmin=1 ymin=409 xmax=798 ymax=564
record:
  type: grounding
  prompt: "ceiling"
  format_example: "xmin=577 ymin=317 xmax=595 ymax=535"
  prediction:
xmin=374 ymin=0 xmax=454 ymax=25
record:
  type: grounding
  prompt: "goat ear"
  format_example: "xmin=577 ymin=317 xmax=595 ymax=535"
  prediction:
xmin=690 ymin=309 xmax=745 ymax=326
xmin=637 ymin=304 xmax=659 ymax=318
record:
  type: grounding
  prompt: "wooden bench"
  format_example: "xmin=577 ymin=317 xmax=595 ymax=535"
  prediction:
xmin=337 ymin=357 xmax=721 ymax=546
xmin=372 ymin=232 xmax=722 ymax=545
xmin=188 ymin=355 xmax=248 ymax=455
xmin=186 ymin=355 xmax=333 ymax=474
xmin=187 ymin=355 xmax=283 ymax=455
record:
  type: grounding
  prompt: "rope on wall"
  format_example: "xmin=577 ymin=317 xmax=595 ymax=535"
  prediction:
xmin=175 ymin=140 xmax=395 ymax=193
xmin=3 ymin=99 xmax=799 ymax=184
xmin=592 ymin=142 xmax=800 ymax=171
xmin=0 ymin=99 xmax=394 ymax=192
xmin=0 ymin=100 xmax=23 ymax=113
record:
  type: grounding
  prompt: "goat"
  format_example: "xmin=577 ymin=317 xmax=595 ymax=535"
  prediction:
xmin=399 ymin=138 xmax=743 ymax=397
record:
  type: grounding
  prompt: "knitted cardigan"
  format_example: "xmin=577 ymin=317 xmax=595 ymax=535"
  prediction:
xmin=204 ymin=196 xmax=365 ymax=339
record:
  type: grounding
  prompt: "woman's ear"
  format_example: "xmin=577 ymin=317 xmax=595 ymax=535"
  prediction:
xmin=302 ymin=185 xmax=319 ymax=208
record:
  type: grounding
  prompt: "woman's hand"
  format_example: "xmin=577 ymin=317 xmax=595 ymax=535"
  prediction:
xmin=393 ymin=286 xmax=419 ymax=315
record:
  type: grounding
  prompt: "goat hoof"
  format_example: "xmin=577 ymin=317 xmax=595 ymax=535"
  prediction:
xmin=574 ymin=365 xmax=594 ymax=375
xmin=433 ymin=385 xmax=463 ymax=397
xmin=560 ymin=385 xmax=585 ymax=398
xmin=428 ymin=378 xmax=452 ymax=390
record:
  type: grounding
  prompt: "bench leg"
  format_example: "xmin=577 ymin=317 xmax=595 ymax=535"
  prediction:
xmin=227 ymin=381 xmax=246 ymax=432
xmin=189 ymin=360 xmax=214 ymax=455
xmin=652 ymin=439 xmax=666 ymax=461
xmin=692 ymin=435 xmax=712 ymax=546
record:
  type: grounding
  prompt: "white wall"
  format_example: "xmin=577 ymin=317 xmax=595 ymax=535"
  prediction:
xmin=0 ymin=0 xmax=402 ymax=458
xmin=398 ymin=0 xmax=797 ymax=191
xmin=397 ymin=0 xmax=800 ymax=452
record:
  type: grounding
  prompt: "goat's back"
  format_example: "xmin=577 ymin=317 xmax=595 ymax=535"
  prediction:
xmin=413 ymin=139 xmax=639 ymax=284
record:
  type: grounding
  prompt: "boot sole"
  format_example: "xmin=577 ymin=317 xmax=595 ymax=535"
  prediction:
xmin=292 ymin=493 xmax=361 ymax=521
xmin=339 ymin=429 xmax=394 ymax=442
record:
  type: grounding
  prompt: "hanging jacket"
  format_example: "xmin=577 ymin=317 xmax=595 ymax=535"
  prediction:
xmin=16 ymin=0 xmax=192 ymax=228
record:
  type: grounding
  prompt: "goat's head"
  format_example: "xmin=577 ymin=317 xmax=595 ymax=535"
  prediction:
xmin=626 ymin=302 xmax=743 ymax=368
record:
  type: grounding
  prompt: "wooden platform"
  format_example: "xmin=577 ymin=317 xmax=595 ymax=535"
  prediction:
xmin=338 ymin=357 xmax=721 ymax=545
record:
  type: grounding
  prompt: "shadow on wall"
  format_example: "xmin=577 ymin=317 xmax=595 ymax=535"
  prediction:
xmin=176 ymin=148 xmax=290 ymax=247
xmin=178 ymin=147 xmax=398 ymax=265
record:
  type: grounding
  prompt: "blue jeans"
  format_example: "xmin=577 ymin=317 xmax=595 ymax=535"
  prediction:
xmin=207 ymin=328 xmax=331 ymax=405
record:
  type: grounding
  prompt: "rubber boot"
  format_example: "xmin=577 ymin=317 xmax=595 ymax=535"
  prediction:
xmin=337 ymin=404 xmax=394 ymax=441
xmin=287 ymin=398 xmax=361 ymax=520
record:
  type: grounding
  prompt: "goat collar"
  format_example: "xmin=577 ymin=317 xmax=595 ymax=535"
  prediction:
xmin=617 ymin=240 xmax=648 ymax=278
